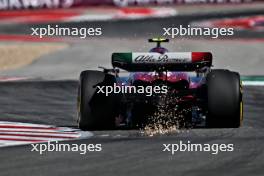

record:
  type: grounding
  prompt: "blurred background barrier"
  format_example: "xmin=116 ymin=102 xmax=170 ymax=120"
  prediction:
xmin=0 ymin=0 xmax=262 ymax=10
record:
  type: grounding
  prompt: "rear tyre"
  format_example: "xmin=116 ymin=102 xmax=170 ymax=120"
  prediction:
xmin=77 ymin=70 xmax=118 ymax=130
xmin=206 ymin=69 xmax=243 ymax=128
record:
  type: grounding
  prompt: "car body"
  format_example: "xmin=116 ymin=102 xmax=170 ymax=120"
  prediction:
xmin=78 ymin=38 xmax=243 ymax=130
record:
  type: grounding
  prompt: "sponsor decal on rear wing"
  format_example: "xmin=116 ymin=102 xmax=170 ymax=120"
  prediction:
xmin=132 ymin=53 xmax=191 ymax=64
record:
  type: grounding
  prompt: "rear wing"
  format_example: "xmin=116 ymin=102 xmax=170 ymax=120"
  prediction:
xmin=112 ymin=52 xmax=212 ymax=71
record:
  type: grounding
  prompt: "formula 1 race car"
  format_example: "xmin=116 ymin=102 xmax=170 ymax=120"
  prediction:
xmin=77 ymin=38 xmax=243 ymax=130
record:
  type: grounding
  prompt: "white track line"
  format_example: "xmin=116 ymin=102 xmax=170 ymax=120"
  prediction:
xmin=242 ymin=81 xmax=264 ymax=86
xmin=0 ymin=77 xmax=29 ymax=82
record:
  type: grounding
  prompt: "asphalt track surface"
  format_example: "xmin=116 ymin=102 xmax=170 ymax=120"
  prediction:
xmin=0 ymin=81 xmax=264 ymax=175
xmin=0 ymin=7 xmax=264 ymax=176
xmin=0 ymin=81 xmax=263 ymax=176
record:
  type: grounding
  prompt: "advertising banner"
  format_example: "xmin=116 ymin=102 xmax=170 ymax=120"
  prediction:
xmin=0 ymin=0 xmax=259 ymax=10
